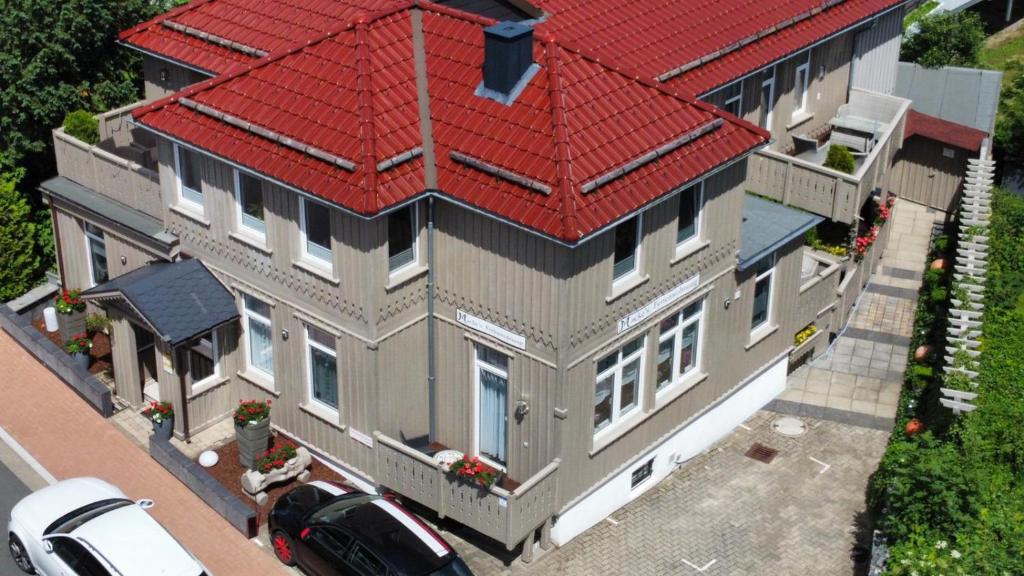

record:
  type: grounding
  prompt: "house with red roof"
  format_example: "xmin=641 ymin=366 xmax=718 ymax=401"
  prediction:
xmin=41 ymin=0 xmax=917 ymax=560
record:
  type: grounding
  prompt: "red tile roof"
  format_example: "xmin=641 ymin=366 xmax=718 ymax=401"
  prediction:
xmin=133 ymin=3 xmax=769 ymax=242
xmin=903 ymin=109 xmax=987 ymax=153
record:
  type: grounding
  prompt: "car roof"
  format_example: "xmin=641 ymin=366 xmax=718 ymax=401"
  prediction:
xmin=315 ymin=494 xmax=454 ymax=575
xmin=70 ymin=504 xmax=203 ymax=576
xmin=12 ymin=478 xmax=126 ymax=538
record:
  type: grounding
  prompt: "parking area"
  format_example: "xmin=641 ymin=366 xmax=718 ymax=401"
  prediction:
xmin=445 ymin=410 xmax=888 ymax=576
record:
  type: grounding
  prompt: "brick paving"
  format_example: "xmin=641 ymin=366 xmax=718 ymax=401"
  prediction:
xmin=449 ymin=411 xmax=888 ymax=575
xmin=0 ymin=329 xmax=289 ymax=575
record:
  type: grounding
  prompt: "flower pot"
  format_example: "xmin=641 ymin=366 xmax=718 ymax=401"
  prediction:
xmin=905 ymin=419 xmax=924 ymax=437
xmin=58 ymin=310 xmax=87 ymax=343
xmin=70 ymin=351 xmax=90 ymax=371
xmin=236 ymin=418 xmax=271 ymax=469
xmin=152 ymin=418 xmax=174 ymax=442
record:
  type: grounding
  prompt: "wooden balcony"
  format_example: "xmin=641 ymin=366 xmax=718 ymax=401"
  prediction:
xmin=747 ymin=89 xmax=911 ymax=225
xmin=797 ymin=248 xmax=843 ymax=327
xmin=52 ymin=101 xmax=162 ymax=220
xmin=374 ymin=432 xmax=560 ymax=559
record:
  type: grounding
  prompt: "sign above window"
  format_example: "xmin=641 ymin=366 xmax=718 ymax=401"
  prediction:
xmin=617 ymin=273 xmax=700 ymax=334
xmin=457 ymin=309 xmax=526 ymax=350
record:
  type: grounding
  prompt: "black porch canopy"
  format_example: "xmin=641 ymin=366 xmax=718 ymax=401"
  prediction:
xmin=81 ymin=259 xmax=239 ymax=347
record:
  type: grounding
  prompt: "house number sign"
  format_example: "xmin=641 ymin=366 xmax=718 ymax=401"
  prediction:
xmin=457 ymin=309 xmax=527 ymax=350
xmin=616 ymin=273 xmax=701 ymax=334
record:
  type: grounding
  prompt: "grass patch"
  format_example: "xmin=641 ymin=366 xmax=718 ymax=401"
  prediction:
xmin=903 ymin=0 xmax=938 ymax=32
xmin=979 ymin=26 xmax=1024 ymax=88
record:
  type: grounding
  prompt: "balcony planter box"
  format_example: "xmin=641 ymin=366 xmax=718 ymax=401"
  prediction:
xmin=236 ymin=418 xmax=271 ymax=469
xmin=58 ymin=311 xmax=87 ymax=343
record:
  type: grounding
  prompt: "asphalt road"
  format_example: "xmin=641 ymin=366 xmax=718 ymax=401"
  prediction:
xmin=0 ymin=457 xmax=31 ymax=574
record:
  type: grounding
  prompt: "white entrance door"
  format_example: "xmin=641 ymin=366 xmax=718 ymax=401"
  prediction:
xmin=474 ymin=345 xmax=508 ymax=469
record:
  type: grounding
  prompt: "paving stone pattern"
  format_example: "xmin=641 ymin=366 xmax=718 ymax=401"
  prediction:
xmin=450 ymin=412 xmax=888 ymax=575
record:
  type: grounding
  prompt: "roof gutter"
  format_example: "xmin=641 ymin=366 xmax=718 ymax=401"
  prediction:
xmin=116 ymin=40 xmax=217 ymax=78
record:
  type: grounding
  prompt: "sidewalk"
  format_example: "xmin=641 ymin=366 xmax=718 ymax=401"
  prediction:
xmin=0 ymin=329 xmax=288 ymax=575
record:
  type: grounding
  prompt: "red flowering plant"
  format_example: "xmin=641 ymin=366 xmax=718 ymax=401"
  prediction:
xmin=255 ymin=441 xmax=297 ymax=474
xmin=64 ymin=332 xmax=93 ymax=355
xmin=234 ymin=399 xmax=272 ymax=426
xmin=54 ymin=289 xmax=86 ymax=315
xmin=853 ymin=226 xmax=881 ymax=262
xmin=448 ymin=455 xmax=497 ymax=488
xmin=142 ymin=401 xmax=174 ymax=424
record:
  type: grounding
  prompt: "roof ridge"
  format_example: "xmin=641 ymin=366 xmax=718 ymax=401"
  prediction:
xmin=354 ymin=21 xmax=380 ymax=213
xmin=543 ymin=40 xmax=579 ymax=238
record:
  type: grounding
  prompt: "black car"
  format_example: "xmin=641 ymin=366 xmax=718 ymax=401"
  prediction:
xmin=269 ymin=481 xmax=474 ymax=576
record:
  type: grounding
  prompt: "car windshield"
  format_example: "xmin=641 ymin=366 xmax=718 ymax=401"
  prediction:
xmin=429 ymin=557 xmax=474 ymax=576
xmin=44 ymin=499 xmax=134 ymax=535
xmin=308 ymin=494 xmax=379 ymax=525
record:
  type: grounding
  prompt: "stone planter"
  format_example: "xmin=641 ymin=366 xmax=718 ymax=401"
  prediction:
xmin=241 ymin=447 xmax=312 ymax=505
xmin=152 ymin=418 xmax=174 ymax=442
xmin=236 ymin=418 xmax=271 ymax=469
xmin=57 ymin=310 xmax=87 ymax=343
xmin=70 ymin=351 xmax=90 ymax=371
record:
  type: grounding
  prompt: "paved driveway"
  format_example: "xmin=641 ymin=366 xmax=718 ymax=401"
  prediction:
xmin=449 ymin=410 xmax=888 ymax=576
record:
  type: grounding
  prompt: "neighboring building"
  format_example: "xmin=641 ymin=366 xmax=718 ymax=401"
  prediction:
xmin=41 ymin=0 xmax=913 ymax=559
xmin=890 ymin=63 xmax=1002 ymax=212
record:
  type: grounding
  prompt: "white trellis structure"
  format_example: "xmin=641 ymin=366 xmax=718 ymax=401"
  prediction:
xmin=941 ymin=139 xmax=994 ymax=415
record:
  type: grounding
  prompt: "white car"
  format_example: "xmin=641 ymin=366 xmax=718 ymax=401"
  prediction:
xmin=7 ymin=477 xmax=208 ymax=576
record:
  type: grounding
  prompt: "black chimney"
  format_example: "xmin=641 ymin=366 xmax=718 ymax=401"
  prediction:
xmin=483 ymin=21 xmax=533 ymax=95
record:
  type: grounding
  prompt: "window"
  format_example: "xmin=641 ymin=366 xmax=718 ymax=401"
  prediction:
xmin=175 ymin=145 xmax=203 ymax=208
xmin=387 ymin=204 xmax=417 ymax=273
xmin=594 ymin=336 xmax=645 ymax=434
xmin=348 ymin=543 xmax=387 ymax=576
xmin=50 ymin=537 xmax=112 ymax=576
xmin=306 ymin=325 xmax=338 ymax=411
xmin=751 ymin=255 xmax=776 ymax=332
xmin=793 ymin=53 xmax=810 ymax=117
xmin=475 ymin=345 xmax=509 ymax=468
xmin=235 ymin=171 xmax=266 ymax=236
xmin=676 ymin=183 xmax=702 ymax=247
xmin=760 ymin=67 xmax=775 ymax=130
xmin=84 ymin=222 xmax=108 ymax=286
xmin=631 ymin=457 xmax=654 ymax=489
xmin=300 ymin=198 xmax=332 ymax=264
xmin=612 ymin=216 xmax=641 ymax=282
xmin=656 ymin=299 xmax=704 ymax=392
xmin=188 ymin=329 xmax=220 ymax=389
xmin=242 ymin=294 xmax=273 ymax=378
xmin=723 ymin=81 xmax=743 ymax=117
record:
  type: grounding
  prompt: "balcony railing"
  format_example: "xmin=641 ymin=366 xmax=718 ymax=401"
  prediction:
xmin=747 ymin=89 xmax=911 ymax=224
xmin=52 ymin=101 xmax=162 ymax=220
xmin=374 ymin=432 xmax=560 ymax=555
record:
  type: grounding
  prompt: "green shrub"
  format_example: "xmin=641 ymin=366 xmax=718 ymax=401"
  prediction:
xmin=924 ymin=267 xmax=944 ymax=288
xmin=929 ymin=286 xmax=947 ymax=303
xmin=932 ymin=235 xmax=949 ymax=254
xmin=823 ymin=144 xmax=856 ymax=174
xmin=63 ymin=110 xmax=99 ymax=145
xmin=85 ymin=313 xmax=111 ymax=334
xmin=0 ymin=164 xmax=39 ymax=301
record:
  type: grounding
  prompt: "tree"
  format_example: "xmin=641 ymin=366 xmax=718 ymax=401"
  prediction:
xmin=0 ymin=162 xmax=40 ymax=301
xmin=995 ymin=67 xmax=1024 ymax=162
xmin=901 ymin=11 xmax=986 ymax=69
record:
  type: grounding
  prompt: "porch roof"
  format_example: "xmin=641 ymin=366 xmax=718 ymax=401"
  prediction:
xmin=81 ymin=259 xmax=238 ymax=346
xmin=738 ymin=194 xmax=823 ymax=271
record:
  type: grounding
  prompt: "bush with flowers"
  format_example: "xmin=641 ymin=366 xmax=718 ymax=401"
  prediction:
xmin=54 ymin=289 xmax=86 ymax=315
xmin=234 ymin=399 xmax=271 ymax=426
xmin=254 ymin=441 xmax=297 ymax=474
xmin=448 ymin=455 xmax=497 ymax=488
xmin=853 ymin=225 xmax=880 ymax=262
xmin=64 ymin=332 xmax=92 ymax=355
xmin=142 ymin=401 xmax=174 ymax=423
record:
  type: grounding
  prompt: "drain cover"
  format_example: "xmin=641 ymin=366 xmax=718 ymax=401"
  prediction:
xmin=772 ymin=416 xmax=808 ymax=437
xmin=745 ymin=442 xmax=779 ymax=463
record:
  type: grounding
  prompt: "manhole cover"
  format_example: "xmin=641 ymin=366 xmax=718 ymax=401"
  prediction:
xmin=744 ymin=442 xmax=779 ymax=463
xmin=772 ymin=416 xmax=808 ymax=437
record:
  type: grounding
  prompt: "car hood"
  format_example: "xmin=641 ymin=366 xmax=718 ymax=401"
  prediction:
xmin=11 ymin=478 xmax=126 ymax=539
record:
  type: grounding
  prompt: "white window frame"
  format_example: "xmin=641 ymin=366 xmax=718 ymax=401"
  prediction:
xmin=241 ymin=293 xmax=273 ymax=381
xmin=751 ymin=255 xmax=776 ymax=334
xmin=676 ymin=182 xmax=704 ymax=252
xmin=84 ymin=222 xmax=107 ymax=287
xmin=305 ymin=325 xmax=339 ymax=413
xmin=189 ymin=330 xmax=221 ymax=394
xmin=612 ymin=214 xmax=643 ymax=285
xmin=793 ymin=53 xmax=811 ymax=117
xmin=472 ymin=345 xmax=509 ymax=472
xmin=234 ymin=169 xmax=266 ymax=239
xmin=174 ymin=144 xmax=204 ymax=210
xmin=723 ymin=81 xmax=743 ymax=117
xmin=299 ymin=197 xmax=333 ymax=266
xmin=593 ymin=336 xmax=646 ymax=437
xmin=388 ymin=203 xmax=419 ymax=276
xmin=656 ymin=299 xmax=705 ymax=395
xmin=761 ymin=68 xmax=776 ymax=130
